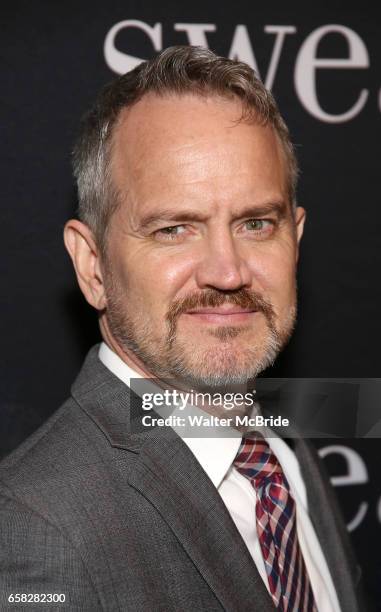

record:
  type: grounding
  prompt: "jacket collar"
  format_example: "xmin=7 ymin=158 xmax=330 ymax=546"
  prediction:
xmin=70 ymin=343 xmax=158 ymax=451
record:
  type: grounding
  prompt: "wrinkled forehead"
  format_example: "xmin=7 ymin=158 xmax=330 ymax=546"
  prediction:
xmin=109 ymin=92 xmax=289 ymax=216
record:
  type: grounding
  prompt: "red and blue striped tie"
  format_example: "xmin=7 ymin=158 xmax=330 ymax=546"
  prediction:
xmin=234 ymin=434 xmax=317 ymax=611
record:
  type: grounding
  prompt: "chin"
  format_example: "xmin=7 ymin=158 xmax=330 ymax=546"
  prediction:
xmin=167 ymin=343 xmax=276 ymax=389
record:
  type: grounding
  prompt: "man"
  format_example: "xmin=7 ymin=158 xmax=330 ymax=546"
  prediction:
xmin=0 ymin=46 xmax=366 ymax=611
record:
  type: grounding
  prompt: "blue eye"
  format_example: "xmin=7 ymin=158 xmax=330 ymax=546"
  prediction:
xmin=159 ymin=226 xmax=185 ymax=235
xmin=245 ymin=219 xmax=269 ymax=231
xmin=154 ymin=225 xmax=187 ymax=241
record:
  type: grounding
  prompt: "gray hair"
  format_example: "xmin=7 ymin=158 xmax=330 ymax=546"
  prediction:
xmin=72 ymin=45 xmax=298 ymax=252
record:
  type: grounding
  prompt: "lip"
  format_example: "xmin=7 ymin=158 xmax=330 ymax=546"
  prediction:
xmin=186 ymin=307 xmax=256 ymax=315
xmin=184 ymin=308 xmax=257 ymax=324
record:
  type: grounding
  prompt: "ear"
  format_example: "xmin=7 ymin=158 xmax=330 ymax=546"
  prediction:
xmin=63 ymin=220 xmax=107 ymax=310
xmin=294 ymin=206 xmax=306 ymax=263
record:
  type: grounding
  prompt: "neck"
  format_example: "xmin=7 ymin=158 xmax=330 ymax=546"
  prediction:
xmin=99 ymin=316 xmax=155 ymax=379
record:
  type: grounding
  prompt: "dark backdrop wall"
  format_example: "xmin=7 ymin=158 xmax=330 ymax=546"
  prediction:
xmin=1 ymin=1 xmax=380 ymax=607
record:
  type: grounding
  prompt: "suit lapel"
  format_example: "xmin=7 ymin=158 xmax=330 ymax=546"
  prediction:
xmin=123 ymin=430 xmax=274 ymax=612
xmin=71 ymin=345 xmax=274 ymax=612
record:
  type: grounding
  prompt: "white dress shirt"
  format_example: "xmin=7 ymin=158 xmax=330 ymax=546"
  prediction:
xmin=99 ymin=341 xmax=341 ymax=611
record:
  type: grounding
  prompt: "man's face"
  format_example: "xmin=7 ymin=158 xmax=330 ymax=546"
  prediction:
xmin=101 ymin=93 xmax=304 ymax=388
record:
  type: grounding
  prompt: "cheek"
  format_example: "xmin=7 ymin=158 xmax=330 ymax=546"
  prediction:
xmin=115 ymin=248 xmax=197 ymax=312
xmin=248 ymin=245 xmax=297 ymax=299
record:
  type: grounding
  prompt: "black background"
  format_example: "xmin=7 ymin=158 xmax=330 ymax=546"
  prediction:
xmin=1 ymin=1 xmax=380 ymax=607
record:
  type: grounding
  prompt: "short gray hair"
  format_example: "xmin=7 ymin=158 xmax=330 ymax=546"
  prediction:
xmin=72 ymin=45 xmax=298 ymax=252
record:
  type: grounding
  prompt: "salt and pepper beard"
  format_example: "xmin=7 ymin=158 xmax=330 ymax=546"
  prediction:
xmin=103 ymin=270 xmax=296 ymax=389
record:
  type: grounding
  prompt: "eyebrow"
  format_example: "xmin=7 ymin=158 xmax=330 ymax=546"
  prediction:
xmin=136 ymin=201 xmax=288 ymax=231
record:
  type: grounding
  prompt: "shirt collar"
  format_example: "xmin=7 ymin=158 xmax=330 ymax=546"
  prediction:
xmin=98 ymin=341 xmax=143 ymax=387
xmin=182 ymin=435 xmax=242 ymax=488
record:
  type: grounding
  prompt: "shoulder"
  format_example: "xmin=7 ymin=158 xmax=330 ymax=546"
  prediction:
xmin=0 ymin=395 xmax=116 ymax=523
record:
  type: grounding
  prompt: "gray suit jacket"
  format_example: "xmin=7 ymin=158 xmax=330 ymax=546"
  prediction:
xmin=0 ymin=345 xmax=366 ymax=611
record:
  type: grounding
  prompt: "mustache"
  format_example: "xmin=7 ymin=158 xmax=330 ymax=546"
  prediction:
xmin=166 ymin=288 xmax=276 ymax=326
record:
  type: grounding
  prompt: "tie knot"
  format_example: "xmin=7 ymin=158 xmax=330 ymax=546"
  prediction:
xmin=234 ymin=434 xmax=284 ymax=485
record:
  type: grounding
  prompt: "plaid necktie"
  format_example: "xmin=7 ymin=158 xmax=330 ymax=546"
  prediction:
xmin=234 ymin=433 xmax=317 ymax=611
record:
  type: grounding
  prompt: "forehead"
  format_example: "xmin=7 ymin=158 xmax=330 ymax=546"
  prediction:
xmin=110 ymin=93 xmax=288 ymax=214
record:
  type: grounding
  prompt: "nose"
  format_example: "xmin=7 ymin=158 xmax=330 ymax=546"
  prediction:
xmin=195 ymin=229 xmax=252 ymax=291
